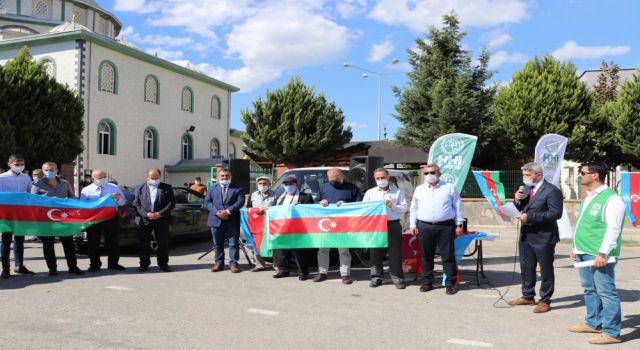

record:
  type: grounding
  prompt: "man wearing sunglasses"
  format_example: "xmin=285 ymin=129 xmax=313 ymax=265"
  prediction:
xmin=409 ymin=164 xmax=463 ymax=295
xmin=509 ymin=162 xmax=563 ymax=313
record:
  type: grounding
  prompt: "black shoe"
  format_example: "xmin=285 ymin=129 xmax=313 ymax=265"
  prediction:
xmin=394 ymin=282 xmax=407 ymax=289
xmin=0 ymin=269 xmax=8 ymax=279
xmin=87 ymin=266 xmax=101 ymax=273
xmin=68 ymin=267 xmax=85 ymax=275
xmin=108 ymin=264 xmax=126 ymax=271
xmin=273 ymin=270 xmax=290 ymax=278
xmin=159 ymin=265 xmax=172 ymax=272
xmin=14 ymin=266 xmax=35 ymax=275
xmin=419 ymin=283 xmax=434 ymax=292
xmin=48 ymin=268 xmax=58 ymax=276
xmin=137 ymin=266 xmax=149 ymax=272
xmin=445 ymin=285 xmax=457 ymax=295
xmin=369 ymin=279 xmax=383 ymax=288
xmin=298 ymin=272 xmax=309 ymax=281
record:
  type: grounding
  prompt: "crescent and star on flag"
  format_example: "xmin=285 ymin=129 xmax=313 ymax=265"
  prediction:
xmin=317 ymin=218 xmax=337 ymax=232
xmin=46 ymin=209 xmax=70 ymax=221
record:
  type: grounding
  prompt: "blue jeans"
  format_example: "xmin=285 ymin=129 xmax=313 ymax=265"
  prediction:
xmin=1 ymin=233 xmax=25 ymax=269
xmin=576 ymin=254 xmax=621 ymax=337
xmin=210 ymin=222 xmax=239 ymax=266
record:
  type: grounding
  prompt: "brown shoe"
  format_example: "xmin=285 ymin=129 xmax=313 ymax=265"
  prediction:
xmin=341 ymin=276 xmax=352 ymax=285
xmin=568 ymin=324 xmax=602 ymax=334
xmin=230 ymin=265 xmax=240 ymax=273
xmin=250 ymin=266 xmax=266 ymax=272
xmin=588 ymin=334 xmax=622 ymax=345
xmin=211 ymin=264 xmax=223 ymax=272
xmin=313 ymin=273 xmax=327 ymax=282
xmin=507 ymin=297 xmax=535 ymax=306
xmin=533 ymin=301 xmax=550 ymax=313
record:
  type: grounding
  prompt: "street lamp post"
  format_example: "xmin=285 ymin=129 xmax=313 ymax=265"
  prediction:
xmin=343 ymin=58 xmax=399 ymax=140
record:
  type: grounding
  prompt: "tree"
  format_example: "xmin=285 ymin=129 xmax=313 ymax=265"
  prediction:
xmin=601 ymin=71 xmax=640 ymax=167
xmin=494 ymin=54 xmax=592 ymax=163
xmin=392 ymin=14 xmax=498 ymax=167
xmin=0 ymin=47 xmax=84 ymax=168
xmin=241 ymin=76 xmax=352 ymax=163
xmin=593 ymin=60 xmax=620 ymax=107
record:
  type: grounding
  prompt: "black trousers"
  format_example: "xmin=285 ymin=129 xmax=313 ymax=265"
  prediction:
xmin=1 ymin=232 xmax=24 ymax=270
xmin=41 ymin=236 xmax=78 ymax=270
xmin=273 ymin=248 xmax=314 ymax=274
xmin=138 ymin=221 xmax=170 ymax=268
xmin=519 ymin=237 xmax=556 ymax=302
xmin=418 ymin=221 xmax=457 ymax=285
xmin=370 ymin=220 xmax=404 ymax=282
xmin=86 ymin=215 xmax=120 ymax=268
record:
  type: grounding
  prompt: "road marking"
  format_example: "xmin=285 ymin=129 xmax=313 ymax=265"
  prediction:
xmin=468 ymin=293 xmax=498 ymax=299
xmin=447 ymin=338 xmax=494 ymax=348
xmin=247 ymin=308 xmax=279 ymax=316
xmin=106 ymin=285 xmax=132 ymax=291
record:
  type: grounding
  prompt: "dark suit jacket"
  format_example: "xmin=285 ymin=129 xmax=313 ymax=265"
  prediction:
xmin=132 ymin=182 xmax=176 ymax=226
xmin=204 ymin=183 xmax=245 ymax=228
xmin=514 ymin=180 xmax=563 ymax=244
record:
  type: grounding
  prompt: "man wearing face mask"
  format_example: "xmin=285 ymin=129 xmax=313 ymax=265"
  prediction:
xmin=190 ymin=176 xmax=207 ymax=195
xmin=508 ymin=162 xmax=563 ymax=313
xmin=132 ymin=169 xmax=176 ymax=272
xmin=80 ymin=169 xmax=126 ymax=272
xmin=272 ymin=176 xmax=315 ymax=280
xmin=409 ymin=164 xmax=463 ymax=295
xmin=0 ymin=154 xmax=35 ymax=278
xmin=245 ymin=175 xmax=276 ymax=272
xmin=31 ymin=162 xmax=84 ymax=276
xmin=363 ymin=168 xmax=408 ymax=289
xmin=204 ymin=168 xmax=245 ymax=273
xmin=316 ymin=168 xmax=362 ymax=284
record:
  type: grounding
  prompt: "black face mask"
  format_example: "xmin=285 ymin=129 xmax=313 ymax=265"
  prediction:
xmin=330 ymin=180 xmax=341 ymax=187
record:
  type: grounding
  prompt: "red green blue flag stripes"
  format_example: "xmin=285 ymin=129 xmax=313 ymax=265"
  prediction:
xmin=0 ymin=193 xmax=117 ymax=236
xmin=266 ymin=201 xmax=388 ymax=249
xmin=472 ymin=171 xmax=506 ymax=215
xmin=240 ymin=207 xmax=272 ymax=258
xmin=620 ymin=172 xmax=640 ymax=224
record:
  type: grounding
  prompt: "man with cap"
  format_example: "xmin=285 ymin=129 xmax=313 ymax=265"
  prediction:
xmin=273 ymin=176 xmax=315 ymax=280
xmin=245 ymin=175 xmax=276 ymax=272
xmin=190 ymin=176 xmax=207 ymax=195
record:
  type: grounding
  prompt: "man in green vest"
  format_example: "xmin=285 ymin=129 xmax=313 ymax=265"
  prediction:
xmin=569 ymin=161 xmax=625 ymax=345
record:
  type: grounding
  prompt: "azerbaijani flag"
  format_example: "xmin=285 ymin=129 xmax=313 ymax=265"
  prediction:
xmin=620 ymin=172 xmax=640 ymax=224
xmin=240 ymin=207 xmax=272 ymax=258
xmin=472 ymin=171 xmax=506 ymax=215
xmin=0 ymin=193 xmax=117 ymax=236
xmin=267 ymin=201 xmax=388 ymax=249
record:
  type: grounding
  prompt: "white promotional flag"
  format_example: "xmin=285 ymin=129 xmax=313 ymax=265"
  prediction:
xmin=534 ymin=134 xmax=572 ymax=239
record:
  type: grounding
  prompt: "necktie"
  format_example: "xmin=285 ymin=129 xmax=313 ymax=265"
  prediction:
xmin=222 ymin=185 xmax=227 ymax=201
xmin=529 ymin=188 xmax=535 ymax=199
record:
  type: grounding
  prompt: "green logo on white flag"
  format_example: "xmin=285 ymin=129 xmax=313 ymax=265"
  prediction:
xmin=428 ymin=133 xmax=477 ymax=193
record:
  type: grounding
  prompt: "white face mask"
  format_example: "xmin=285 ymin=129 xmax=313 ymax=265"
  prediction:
xmin=147 ymin=179 xmax=160 ymax=186
xmin=425 ymin=174 xmax=438 ymax=184
xmin=219 ymin=179 xmax=231 ymax=186
xmin=376 ymin=179 xmax=389 ymax=188
xmin=94 ymin=178 xmax=108 ymax=186
xmin=11 ymin=165 xmax=24 ymax=174
xmin=258 ymin=185 xmax=270 ymax=193
xmin=284 ymin=185 xmax=296 ymax=193
xmin=522 ymin=177 xmax=535 ymax=187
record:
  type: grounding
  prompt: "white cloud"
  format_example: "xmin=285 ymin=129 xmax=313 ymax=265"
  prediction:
xmin=146 ymin=48 xmax=184 ymax=60
xmin=116 ymin=25 xmax=135 ymax=39
xmin=139 ymin=34 xmax=194 ymax=48
xmin=113 ymin=0 xmax=161 ymax=14
xmin=489 ymin=50 xmax=527 ymax=69
xmin=172 ymin=61 xmax=281 ymax=92
xmin=336 ymin=0 xmax=368 ymax=19
xmin=482 ymin=30 xmax=512 ymax=49
xmin=347 ymin=121 xmax=368 ymax=129
xmin=551 ymin=41 xmax=631 ymax=60
xmin=368 ymin=0 xmax=529 ymax=33
xmin=368 ymin=37 xmax=395 ymax=62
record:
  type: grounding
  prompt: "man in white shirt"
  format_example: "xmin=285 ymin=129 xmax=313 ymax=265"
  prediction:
xmin=568 ymin=161 xmax=625 ymax=345
xmin=363 ymin=168 xmax=408 ymax=289
xmin=0 ymin=154 xmax=35 ymax=278
xmin=80 ymin=169 xmax=126 ymax=272
xmin=409 ymin=164 xmax=463 ymax=295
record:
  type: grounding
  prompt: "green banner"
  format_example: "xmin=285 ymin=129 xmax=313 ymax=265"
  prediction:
xmin=428 ymin=133 xmax=477 ymax=193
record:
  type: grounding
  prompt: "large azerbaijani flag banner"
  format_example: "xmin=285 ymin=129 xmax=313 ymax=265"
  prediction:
xmin=240 ymin=207 xmax=272 ymax=258
xmin=620 ymin=172 xmax=640 ymax=225
xmin=472 ymin=171 xmax=506 ymax=215
xmin=0 ymin=193 xmax=117 ymax=236
xmin=267 ymin=201 xmax=388 ymax=249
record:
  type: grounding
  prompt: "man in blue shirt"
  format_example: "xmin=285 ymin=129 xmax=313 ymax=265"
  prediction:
xmin=409 ymin=164 xmax=464 ymax=295
xmin=314 ymin=168 xmax=362 ymax=284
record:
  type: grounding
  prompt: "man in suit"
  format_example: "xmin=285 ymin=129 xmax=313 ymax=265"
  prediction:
xmin=204 ymin=168 xmax=245 ymax=273
xmin=509 ymin=162 xmax=563 ymax=313
xmin=132 ymin=168 xmax=176 ymax=272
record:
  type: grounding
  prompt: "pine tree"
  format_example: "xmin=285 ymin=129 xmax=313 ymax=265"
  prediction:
xmin=594 ymin=60 xmax=620 ymax=107
xmin=241 ymin=76 xmax=352 ymax=163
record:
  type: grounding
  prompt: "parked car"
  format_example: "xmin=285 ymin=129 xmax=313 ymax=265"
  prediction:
xmin=76 ymin=186 xmax=210 ymax=250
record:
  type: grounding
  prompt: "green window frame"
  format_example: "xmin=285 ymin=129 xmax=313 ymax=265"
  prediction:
xmin=144 ymin=74 xmax=160 ymax=104
xmin=229 ymin=142 xmax=236 ymax=159
xmin=97 ymin=118 xmax=117 ymax=155
xmin=181 ymin=86 xmax=194 ymax=112
xmin=39 ymin=56 xmax=56 ymax=78
xmin=98 ymin=60 xmax=118 ymax=94
xmin=143 ymin=126 xmax=159 ymax=159
xmin=181 ymin=133 xmax=194 ymax=160
xmin=210 ymin=138 xmax=221 ymax=158
xmin=211 ymin=95 xmax=221 ymax=119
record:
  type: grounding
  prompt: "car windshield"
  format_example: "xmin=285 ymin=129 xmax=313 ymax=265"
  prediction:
xmin=272 ymin=169 xmax=347 ymax=200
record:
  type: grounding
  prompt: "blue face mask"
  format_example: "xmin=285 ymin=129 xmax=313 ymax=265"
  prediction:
xmin=284 ymin=185 xmax=296 ymax=193
xmin=43 ymin=171 xmax=55 ymax=180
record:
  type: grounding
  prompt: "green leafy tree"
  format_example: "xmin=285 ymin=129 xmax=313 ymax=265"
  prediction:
xmin=241 ymin=76 xmax=352 ymax=163
xmin=393 ymin=14 xmax=497 ymax=167
xmin=601 ymin=71 xmax=640 ymax=167
xmin=0 ymin=47 xmax=84 ymax=168
xmin=494 ymin=54 xmax=592 ymax=163
xmin=594 ymin=60 xmax=620 ymax=107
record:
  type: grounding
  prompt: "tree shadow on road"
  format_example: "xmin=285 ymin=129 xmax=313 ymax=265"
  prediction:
xmin=622 ymin=314 xmax=640 ymax=343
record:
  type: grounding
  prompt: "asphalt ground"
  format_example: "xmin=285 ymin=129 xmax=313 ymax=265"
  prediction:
xmin=0 ymin=233 xmax=638 ymax=350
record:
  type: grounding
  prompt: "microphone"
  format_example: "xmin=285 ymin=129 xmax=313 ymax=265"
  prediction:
xmin=518 ymin=185 xmax=525 ymax=193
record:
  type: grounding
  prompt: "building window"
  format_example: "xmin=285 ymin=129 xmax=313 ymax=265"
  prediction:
xmin=40 ymin=58 xmax=56 ymax=78
xmin=71 ymin=6 xmax=87 ymax=26
xmin=0 ymin=0 xmax=7 ymax=15
xmin=32 ymin=0 xmax=51 ymax=19
xmin=211 ymin=95 xmax=221 ymax=119
xmin=143 ymin=127 xmax=159 ymax=159
xmin=210 ymin=138 xmax=220 ymax=158
xmin=181 ymin=134 xmax=193 ymax=160
xmin=97 ymin=119 xmax=116 ymax=155
xmin=144 ymin=75 xmax=159 ymax=104
xmin=229 ymin=142 xmax=236 ymax=159
xmin=98 ymin=61 xmax=117 ymax=93
xmin=181 ymin=86 xmax=193 ymax=112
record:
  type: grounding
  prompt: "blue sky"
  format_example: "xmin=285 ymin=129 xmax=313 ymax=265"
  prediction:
xmin=103 ymin=0 xmax=640 ymax=141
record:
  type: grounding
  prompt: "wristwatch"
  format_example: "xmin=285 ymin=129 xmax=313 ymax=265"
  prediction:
xmin=598 ymin=253 xmax=608 ymax=259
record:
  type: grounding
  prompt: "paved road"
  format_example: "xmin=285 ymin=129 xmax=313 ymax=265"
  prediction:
xmin=1 ymin=234 xmax=638 ymax=350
